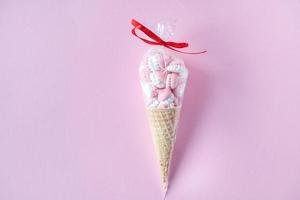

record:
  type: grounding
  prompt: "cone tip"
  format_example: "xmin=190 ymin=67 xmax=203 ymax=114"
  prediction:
xmin=163 ymin=189 xmax=167 ymax=200
xmin=163 ymin=183 xmax=168 ymax=200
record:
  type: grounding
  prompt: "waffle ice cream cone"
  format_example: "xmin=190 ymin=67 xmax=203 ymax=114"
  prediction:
xmin=139 ymin=47 xmax=188 ymax=194
xmin=147 ymin=107 xmax=181 ymax=191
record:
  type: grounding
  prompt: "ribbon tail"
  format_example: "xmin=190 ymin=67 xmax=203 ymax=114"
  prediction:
xmin=164 ymin=45 xmax=207 ymax=55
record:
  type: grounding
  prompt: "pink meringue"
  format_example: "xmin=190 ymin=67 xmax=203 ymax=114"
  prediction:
xmin=139 ymin=48 xmax=188 ymax=109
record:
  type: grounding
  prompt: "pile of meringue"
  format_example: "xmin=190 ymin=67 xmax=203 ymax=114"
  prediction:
xmin=139 ymin=48 xmax=188 ymax=109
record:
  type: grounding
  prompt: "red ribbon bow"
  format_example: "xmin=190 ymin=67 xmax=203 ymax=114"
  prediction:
xmin=131 ymin=19 xmax=207 ymax=55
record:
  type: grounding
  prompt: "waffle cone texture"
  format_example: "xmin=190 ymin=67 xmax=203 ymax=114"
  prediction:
xmin=147 ymin=107 xmax=181 ymax=191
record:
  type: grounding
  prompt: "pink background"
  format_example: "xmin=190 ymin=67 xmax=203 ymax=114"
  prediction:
xmin=1 ymin=0 xmax=300 ymax=199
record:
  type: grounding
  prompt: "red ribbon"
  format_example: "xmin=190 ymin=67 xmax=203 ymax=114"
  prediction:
xmin=131 ymin=19 xmax=207 ymax=55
